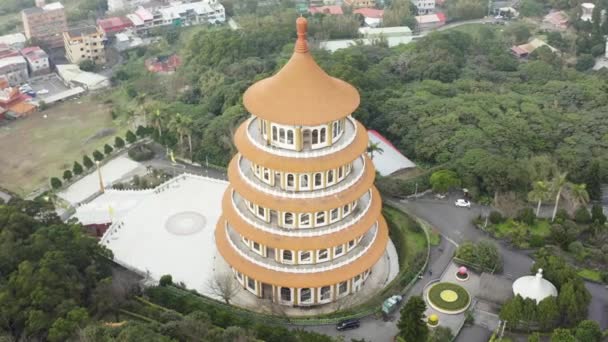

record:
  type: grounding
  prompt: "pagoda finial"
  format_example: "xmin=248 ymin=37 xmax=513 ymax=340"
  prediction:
xmin=295 ymin=17 xmax=308 ymax=53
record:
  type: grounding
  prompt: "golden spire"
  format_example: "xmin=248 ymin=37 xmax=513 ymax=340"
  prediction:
xmin=295 ymin=16 xmax=308 ymax=53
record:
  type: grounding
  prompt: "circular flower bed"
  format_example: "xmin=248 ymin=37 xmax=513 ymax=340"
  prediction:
xmin=427 ymin=282 xmax=470 ymax=314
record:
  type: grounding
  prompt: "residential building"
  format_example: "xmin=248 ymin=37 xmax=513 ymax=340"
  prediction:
xmin=216 ymin=17 xmax=389 ymax=306
xmin=510 ymin=38 xmax=557 ymax=58
xmin=0 ymin=56 xmax=29 ymax=85
xmin=20 ymin=46 xmax=50 ymax=75
xmin=353 ymin=8 xmax=384 ymax=27
xmin=0 ymin=44 xmax=20 ymax=59
xmin=63 ymin=27 xmax=106 ymax=65
xmin=56 ymin=64 xmax=110 ymax=90
xmin=145 ymin=54 xmax=181 ymax=73
xmin=344 ymin=0 xmax=376 ymax=9
xmin=115 ymin=32 xmax=145 ymax=51
xmin=309 ymin=5 xmax=344 ymax=15
xmin=411 ymin=0 xmax=435 ymax=15
xmin=581 ymin=3 xmax=594 ymax=22
xmin=108 ymin=0 xmax=153 ymax=12
xmin=543 ymin=11 xmax=568 ymax=30
xmin=367 ymin=130 xmax=415 ymax=176
xmin=0 ymin=33 xmax=27 ymax=50
xmin=21 ymin=1 xmax=68 ymax=49
xmin=97 ymin=17 xmax=134 ymax=36
xmin=320 ymin=26 xmax=413 ymax=52
xmin=127 ymin=0 xmax=225 ymax=34
xmin=415 ymin=12 xmax=446 ymax=30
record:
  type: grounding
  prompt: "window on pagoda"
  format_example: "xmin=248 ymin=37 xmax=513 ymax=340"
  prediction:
xmin=299 ymin=251 xmax=312 ymax=264
xmin=284 ymin=212 xmax=294 ymax=227
xmin=312 ymin=129 xmax=319 ymax=144
xmin=300 ymin=174 xmax=309 ymax=189
xmin=320 ymin=286 xmax=331 ymax=301
xmin=327 ymin=169 xmax=334 ymax=185
xmin=317 ymin=249 xmax=329 ymax=261
xmin=286 ymin=174 xmax=295 ymax=189
xmin=319 ymin=127 xmax=326 ymax=143
xmin=315 ymin=212 xmax=326 ymax=225
xmin=287 ymin=130 xmax=294 ymax=144
xmin=338 ymin=281 xmax=348 ymax=295
xmin=330 ymin=208 xmax=339 ymax=223
xmin=272 ymin=126 xmax=277 ymax=141
xmin=314 ymin=173 xmax=323 ymax=188
xmin=282 ymin=250 xmax=293 ymax=263
xmin=299 ymin=213 xmax=311 ymax=227
xmin=300 ymin=288 xmax=312 ymax=303
xmin=279 ymin=128 xmax=286 ymax=143
xmin=281 ymin=287 xmax=292 ymax=302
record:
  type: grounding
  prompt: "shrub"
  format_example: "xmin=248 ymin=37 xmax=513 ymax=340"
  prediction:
xmin=159 ymin=275 xmax=173 ymax=287
xmin=590 ymin=44 xmax=605 ymax=57
xmin=136 ymin=125 xmax=151 ymax=137
xmin=114 ymin=136 xmax=125 ymax=149
xmin=92 ymin=150 xmax=104 ymax=162
xmin=575 ymin=54 xmax=595 ymax=71
xmin=517 ymin=208 xmax=535 ymax=225
xmin=128 ymin=144 xmax=155 ymax=161
xmin=104 ymin=144 xmax=114 ymax=155
xmin=50 ymin=177 xmax=62 ymax=189
xmin=83 ymin=155 xmax=94 ymax=169
xmin=62 ymin=170 xmax=73 ymax=181
xmin=591 ymin=205 xmax=606 ymax=225
xmin=73 ymin=161 xmax=83 ymax=175
xmin=489 ymin=211 xmax=504 ymax=224
xmin=529 ymin=235 xmax=545 ymax=248
xmin=574 ymin=207 xmax=591 ymax=224
xmin=126 ymin=130 xmax=137 ymax=144
xmin=555 ymin=209 xmax=569 ymax=222
xmin=567 ymin=241 xmax=584 ymax=258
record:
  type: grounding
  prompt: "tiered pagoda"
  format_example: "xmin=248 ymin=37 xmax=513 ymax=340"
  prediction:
xmin=215 ymin=17 xmax=389 ymax=306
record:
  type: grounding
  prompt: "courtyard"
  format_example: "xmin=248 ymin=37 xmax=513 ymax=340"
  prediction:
xmin=0 ymin=96 xmax=120 ymax=195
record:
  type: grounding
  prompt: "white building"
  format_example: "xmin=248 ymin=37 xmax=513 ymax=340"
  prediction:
xmin=512 ymin=269 xmax=558 ymax=303
xmin=411 ymin=0 xmax=435 ymax=15
xmin=320 ymin=26 xmax=413 ymax=53
xmin=0 ymin=56 xmax=29 ymax=85
xmin=108 ymin=0 xmax=152 ymax=12
xmin=56 ymin=64 xmax=110 ymax=91
xmin=581 ymin=3 xmax=594 ymax=22
xmin=128 ymin=0 xmax=225 ymax=33
xmin=20 ymin=46 xmax=50 ymax=75
xmin=0 ymin=33 xmax=27 ymax=50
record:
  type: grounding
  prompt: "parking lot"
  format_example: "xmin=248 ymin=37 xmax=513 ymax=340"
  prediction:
xmin=25 ymin=74 xmax=70 ymax=101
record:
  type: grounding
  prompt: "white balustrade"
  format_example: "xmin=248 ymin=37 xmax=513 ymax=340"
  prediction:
xmin=225 ymin=222 xmax=379 ymax=274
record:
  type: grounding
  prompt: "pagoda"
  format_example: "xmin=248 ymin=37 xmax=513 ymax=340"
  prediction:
xmin=215 ymin=17 xmax=389 ymax=306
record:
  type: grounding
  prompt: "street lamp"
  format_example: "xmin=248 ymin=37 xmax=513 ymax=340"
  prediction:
xmin=96 ymin=160 xmax=105 ymax=193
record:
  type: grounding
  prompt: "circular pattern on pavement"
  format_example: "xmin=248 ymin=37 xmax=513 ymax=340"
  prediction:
xmin=440 ymin=290 xmax=458 ymax=302
xmin=427 ymin=282 xmax=471 ymax=314
xmin=165 ymin=212 xmax=207 ymax=236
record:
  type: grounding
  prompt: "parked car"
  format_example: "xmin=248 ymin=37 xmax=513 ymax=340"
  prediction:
xmin=455 ymin=199 xmax=471 ymax=208
xmin=37 ymin=89 xmax=49 ymax=95
xmin=336 ymin=318 xmax=360 ymax=331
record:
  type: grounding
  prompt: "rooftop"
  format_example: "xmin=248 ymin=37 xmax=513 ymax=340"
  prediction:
xmin=0 ymin=33 xmax=27 ymax=47
xmin=22 ymin=1 xmax=64 ymax=14
xmin=243 ymin=17 xmax=360 ymax=126
xmin=367 ymin=130 xmax=416 ymax=176
xmin=353 ymin=8 xmax=384 ymax=18
xmin=20 ymin=46 xmax=48 ymax=61
xmin=512 ymin=269 xmax=558 ymax=303
xmin=309 ymin=5 xmax=344 ymax=15
xmin=0 ymin=56 xmax=27 ymax=68
xmin=97 ymin=16 xmax=133 ymax=30
xmin=416 ymin=12 xmax=446 ymax=24
xmin=66 ymin=26 xmax=100 ymax=38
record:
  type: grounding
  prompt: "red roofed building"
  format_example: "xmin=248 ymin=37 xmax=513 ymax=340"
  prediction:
xmin=20 ymin=46 xmax=50 ymax=75
xmin=0 ymin=43 xmax=20 ymax=59
xmin=353 ymin=8 xmax=384 ymax=18
xmin=0 ymin=78 xmax=35 ymax=118
xmin=309 ymin=5 xmax=344 ymax=15
xmin=415 ymin=12 xmax=446 ymax=30
xmin=145 ymin=54 xmax=181 ymax=74
xmin=97 ymin=16 xmax=133 ymax=36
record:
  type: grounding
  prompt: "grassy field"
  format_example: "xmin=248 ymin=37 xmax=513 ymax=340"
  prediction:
xmin=0 ymin=96 xmax=123 ymax=195
xmin=383 ymin=206 xmax=427 ymax=268
xmin=494 ymin=219 xmax=551 ymax=238
xmin=577 ymin=268 xmax=603 ymax=282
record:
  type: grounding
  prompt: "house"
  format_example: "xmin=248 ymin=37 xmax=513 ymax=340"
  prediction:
xmin=367 ymin=130 xmax=416 ymax=176
xmin=411 ymin=0 xmax=435 ymax=15
xmin=20 ymin=46 xmax=50 ymax=76
xmin=21 ymin=1 xmax=68 ymax=48
xmin=581 ymin=3 xmax=594 ymax=22
xmin=107 ymin=0 xmax=152 ymax=12
xmin=0 ymin=79 xmax=36 ymax=118
xmin=145 ymin=54 xmax=181 ymax=73
xmin=543 ymin=11 xmax=568 ymax=30
xmin=128 ymin=1 xmax=225 ymax=34
xmin=415 ymin=12 xmax=446 ymax=30
xmin=114 ymin=32 xmax=145 ymax=51
xmin=0 ymin=33 xmax=27 ymax=50
xmin=344 ymin=0 xmax=376 ymax=9
xmin=63 ymin=26 xmax=106 ymax=65
xmin=510 ymin=38 xmax=557 ymax=58
xmin=320 ymin=27 xmax=413 ymax=53
xmin=56 ymin=64 xmax=110 ymax=90
xmin=0 ymin=56 xmax=29 ymax=85
xmin=97 ymin=17 xmax=134 ymax=36
xmin=353 ymin=8 xmax=384 ymax=27
xmin=0 ymin=44 xmax=21 ymax=59
xmin=309 ymin=5 xmax=344 ymax=15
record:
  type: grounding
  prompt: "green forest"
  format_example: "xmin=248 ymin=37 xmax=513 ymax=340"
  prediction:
xmin=107 ymin=11 xmax=608 ymax=204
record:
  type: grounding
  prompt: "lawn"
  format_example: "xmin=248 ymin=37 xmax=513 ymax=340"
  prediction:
xmin=494 ymin=219 xmax=551 ymax=238
xmin=0 ymin=96 xmax=123 ymax=195
xmin=577 ymin=268 xmax=603 ymax=282
xmin=383 ymin=206 xmax=427 ymax=268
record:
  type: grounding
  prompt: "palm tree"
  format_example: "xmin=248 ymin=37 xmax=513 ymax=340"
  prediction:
xmin=528 ymin=180 xmax=551 ymax=217
xmin=181 ymin=115 xmax=194 ymax=159
xmin=367 ymin=142 xmax=384 ymax=160
xmin=568 ymin=183 xmax=589 ymax=210
xmin=135 ymin=93 xmax=148 ymax=125
xmin=551 ymin=172 xmax=568 ymax=222
xmin=151 ymin=109 xmax=163 ymax=137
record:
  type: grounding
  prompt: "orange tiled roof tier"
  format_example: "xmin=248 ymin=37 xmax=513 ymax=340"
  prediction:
xmin=222 ymin=186 xmax=383 ymax=250
xmin=215 ymin=216 xmax=389 ymax=288
xmin=227 ymin=154 xmax=375 ymax=212
xmin=233 ymin=119 xmax=369 ymax=173
xmin=242 ymin=20 xmax=359 ymax=127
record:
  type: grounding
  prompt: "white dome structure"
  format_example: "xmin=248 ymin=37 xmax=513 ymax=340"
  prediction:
xmin=512 ymin=269 xmax=558 ymax=303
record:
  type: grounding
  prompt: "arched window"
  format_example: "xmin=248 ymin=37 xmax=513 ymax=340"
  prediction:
xmin=314 ymin=173 xmax=322 ymax=187
xmin=282 ymin=250 xmax=293 ymax=262
xmin=300 ymin=213 xmax=311 ymax=227
xmin=343 ymin=204 xmax=350 ymax=215
xmin=327 ymin=170 xmax=334 ymax=184
xmin=320 ymin=286 xmax=331 ymax=301
xmin=281 ymin=287 xmax=291 ymax=301
xmin=279 ymin=128 xmax=286 ymax=143
xmin=312 ymin=129 xmax=319 ymax=144
xmin=300 ymin=288 xmax=312 ymax=303
xmin=299 ymin=251 xmax=311 ymax=263
xmin=272 ymin=126 xmax=278 ymax=141
xmin=332 ymin=121 xmax=338 ymax=137
xmin=300 ymin=174 xmax=309 ymax=188
xmin=316 ymin=212 xmax=326 ymax=225
xmin=320 ymin=128 xmax=326 ymax=143
xmin=318 ymin=249 xmax=329 ymax=261
xmin=286 ymin=174 xmax=295 ymax=187
xmin=287 ymin=130 xmax=294 ymax=144
xmin=284 ymin=212 xmax=294 ymax=225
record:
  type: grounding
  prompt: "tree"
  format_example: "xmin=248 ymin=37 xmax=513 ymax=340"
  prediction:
xmin=397 ymin=296 xmax=428 ymax=342
xmin=430 ymin=170 xmax=461 ymax=193
xmin=126 ymin=130 xmax=137 ymax=144
xmin=62 ymin=170 xmax=73 ymax=181
xmin=50 ymin=177 xmax=62 ymax=189
xmin=591 ymin=204 xmax=606 ymax=225
xmin=367 ymin=142 xmax=384 ymax=160
xmin=574 ymin=207 xmax=591 ymax=224
xmin=114 ymin=136 xmax=125 ymax=149
xmin=427 ymin=326 xmax=453 ymax=342
xmin=206 ymin=272 xmax=241 ymax=304
xmin=73 ymin=161 xmax=84 ymax=175
xmin=575 ymin=54 xmax=595 ymax=71
xmin=79 ymin=59 xmax=95 ymax=72
xmin=151 ymin=109 xmax=164 ymax=138
xmin=159 ymin=275 xmax=173 ymax=287
xmin=574 ymin=320 xmax=602 ymax=342
xmin=83 ymin=155 xmax=94 ymax=169
xmin=103 ymin=144 xmax=113 ymax=156
xmin=567 ymin=183 xmax=589 ymax=211
xmin=537 ymin=296 xmax=559 ymax=330
xmin=528 ymin=332 xmax=541 ymax=342
xmin=455 ymin=240 xmax=502 ymax=272
xmin=551 ymin=172 xmax=568 ymax=222
xmin=585 ymin=161 xmax=601 ymax=200
xmin=92 ymin=150 xmax=104 ymax=162
xmin=558 ymin=280 xmax=591 ymax=326
xmin=551 ymin=328 xmax=575 ymax=342
xmin=528 ymin=180 xmax=552 ymax=217
xmin=500 ymin=295 xmax=524 ymax=330
xmin=511 ymin=24 xmax=531 ymax=44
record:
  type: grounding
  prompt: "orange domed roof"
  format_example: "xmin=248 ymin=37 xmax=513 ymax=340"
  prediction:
xmin=243 ymin=17 xmax=360 ymax=127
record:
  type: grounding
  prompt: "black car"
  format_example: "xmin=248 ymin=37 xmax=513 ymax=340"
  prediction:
xmin=336 ymin=318 xmax=360 ymax=331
